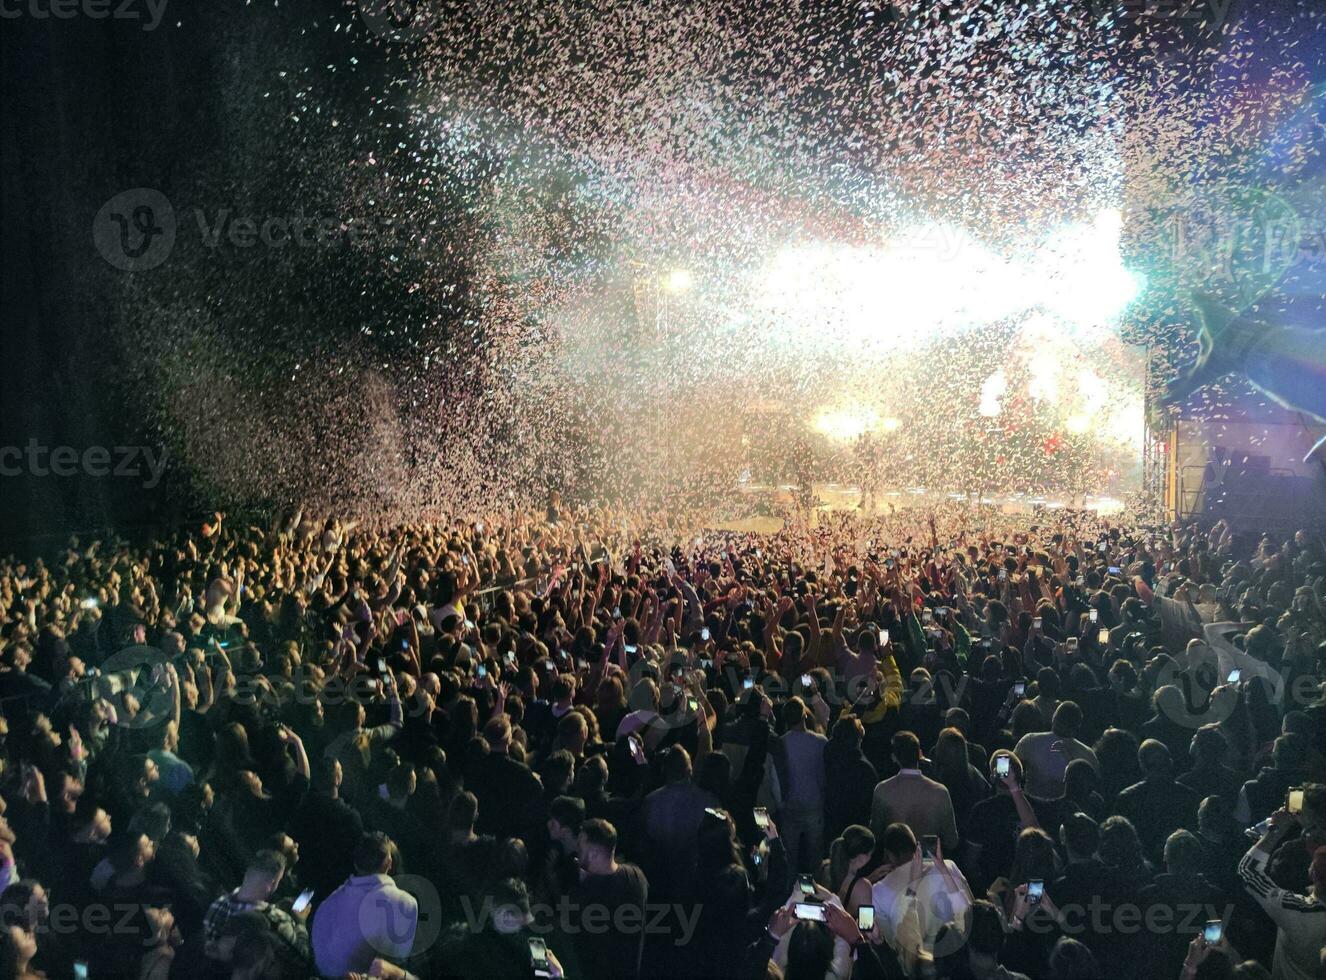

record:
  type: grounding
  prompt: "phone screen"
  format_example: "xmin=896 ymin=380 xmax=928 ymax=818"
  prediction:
xmin=857 ymin=906 xmax=875 ymax=931
xmin=922 ymin=835 xmax=938 ymax=859
xmin=797 ymin=874 xmax=815 ymax=897
xmin=1227 ymin=669 xmax=1241 ymax=683
xmin=376 ymin=658 xmax=387 ymax=674
xmin=292 ymin=888 xmax=314 ymax=913
xmin=743 ymin=677 xmax=754 ymax=690
xmin=1097 ymin=628 xmax=1110 ymax=645
xmin=996 ymin=756 xmax=1011 ymax=778
xmin=793 ymin=902 xmax=826 ymax=922
xmin=1012 ymin=682 xmax=1026 ymax=697
xmin=1203 ymin=920 xmax=1223 ymax=944
xmin=476 ymin=664 xmax=487 ymax=679
xmin=1089 ymin=608 xmax=1098 ymax=623
xmin=1027 ymin=879 xmax=1044 ymax=904
xmin=754 ymin=807 xmax=769 ymax=830
xmin=700 ymin=627 xmax=711 ymax=641
xmin=1289 ymin=789 xmax=1305 ymax=814
xmin=879 ymin=628 xmax=889 ymax=645
xmin=529 ymin=937 xmax=551 ymax=975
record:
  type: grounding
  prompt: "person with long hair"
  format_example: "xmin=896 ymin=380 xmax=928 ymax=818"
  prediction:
xmin=931 ymin=726 xmax=990 ymax=828
xmin=820 ymin=825 xmax=875 ymax=916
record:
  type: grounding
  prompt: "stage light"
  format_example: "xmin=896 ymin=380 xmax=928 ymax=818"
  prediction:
xmin=812 ymin=408 xmax=877 ymax=442
xmin=1065 ymin=414 xmax=1092 ymax=434
xmin=880 ymin=416 xmax=902 ymax=432
xmin=663 ymin=268 xmax=693 ymax=293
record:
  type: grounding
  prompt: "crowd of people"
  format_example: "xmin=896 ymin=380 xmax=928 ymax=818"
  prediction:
xmin=0 ymin=499 xmax=1323 ymax=980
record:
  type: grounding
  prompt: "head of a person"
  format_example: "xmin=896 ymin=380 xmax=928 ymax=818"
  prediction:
xmin=831 ymin=715 xmax=864 ymax=749
xmin=663 ymin=745 xmax=692 ymax=785
xmin=449 ymin=791 xmax=479 ymax=839
xmin=483 ymin=714 xmax=513 ymax=754
xmin=1153 ymin=826 xmax=1200 ymax=876
xmin=547 ymin=795 xmax=585 ymax=849
xmin=489 ymin=878 xmax=532 ymax=935
xmin=879 ymin=822 xmax=917 ymax=869
xmin=828 ymin=825 xmax=876 ymax=887
xmin=0 ymin=880 xmax=48 ymax=932
xmin=1051 ymin=701 xmax=1083 ymax=740
xmin=1049 ymin=937 xmax=1100 ymax=980
xmin=1036 ymin=667 xmax=1061 ymax=700
xmin=353 ymin=832 xmax=394 ymax=877
xmin=966 ymin=900 xmax=1007 ymax=976
xmin=931 ymin=727 xmax=969 ymax=782
xmin=1010 ymin=827 xmax=1057 ymax=887
xmin=577 ymin=818 xmax=618 ymax=875
xmin=1190 ymin=724 xmax=1229 ymax=768
xmin=890 ymin=731 xmax=922 ymax=770
xmin=1059 ymin=812 xmax=1100 ymax=862
xmin=1099 ymin=815 xmax=1145 ymax=870
xmin=781 ymin=697 xmax=809 ymax=731
xmin=784 ymin=921 xmax=836 ymax=980
xmin=1138 ymin=738 xmax=1174 ymax=779
xmin=1272 ymin=732 xmax=1310 ymax=772
xmin=241 ymin=850 xmax=286 ymax=901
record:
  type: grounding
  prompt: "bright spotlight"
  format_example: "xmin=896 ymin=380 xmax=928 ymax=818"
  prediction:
xmin=1065 ymin=414 xmax=1092 ymax=435
xmin=812 ymin=409 xmax=876 ymax=442
xmin=880 ymin=416 xmax=902 ymax=432
xmin=663 ymin=268 xmax=693 ymax=293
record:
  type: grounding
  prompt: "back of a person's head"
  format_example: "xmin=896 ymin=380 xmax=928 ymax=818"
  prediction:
xmin=830 ymin=715 xmax=863 ymax=747
xmin=1099 ymin=816 xmax=1143 ymax=868
xmin=1273 ymin=731 xmax=1310 ymax=770
xmin=966 ymin=899 xmax=1005 ymax=958
xmin=548 ymin=795 xmax=585 ymax=834
xmin=1138 ymin=738 xmax=1173 ymax=776
xmin=881 ymin=822 xmax=916 ymax=864
xmin=781 ymin=697 xmax=807 ymax=730
xmin=580 ymin=818 xmax=617 ymax=856
xmin=353 ymin=832 xmax=393 ymax=876
xmin=1051 ymin=700 xmax=1082 ymax=738
xmin=1191 ymin=724 xmax=1229 ymax=765
xmin=1049 ymin=937 xmax=1100 ymax=980
xmin=891 ymin=730 xmax=921 ymax=768
xmin=450 ymin=790 xmax=479 ymax=834
xmin=1061 ymin=812 xmax=1099 ymax=859
xmin=246 ymin=849 xmax=286 ymax=884
xmin=784 ymin=921 xmax=835 ymax=980
xmin=663 ymin=745 xmax=692 ymax=784
xmin=1163 ymin=829 xmax=1202 ymax=874
xmin=1037 ymin=667 xmax=1061 ymax=699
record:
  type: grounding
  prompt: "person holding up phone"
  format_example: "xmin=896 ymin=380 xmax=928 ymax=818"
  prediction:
xmin=1237 ymin=808 xmax=1326 ymax=980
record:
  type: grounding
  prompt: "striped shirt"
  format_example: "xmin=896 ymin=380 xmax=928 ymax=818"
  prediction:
xmin=1239 ymin=842 xmax=1326 ymax=980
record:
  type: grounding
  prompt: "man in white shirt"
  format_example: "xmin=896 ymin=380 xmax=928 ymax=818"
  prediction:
xmin=1239 ymin=809 xmax=1326 ymax=980
xmin=312 ymin=832 xmax=419 ymax=977
xmin=1013 ymin=701 xmax=1099 ymax=800
xmin=871 ymin=823 xmax=972 ymax=968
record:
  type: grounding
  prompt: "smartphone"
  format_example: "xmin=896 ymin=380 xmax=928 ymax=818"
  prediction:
xmin=999 ymin=569 xmax=1007 ymax=581
xmin=74 ymin=964 xmax=89 ymax=980
xmin=797 ymin=874 xmax=815 ymax=897
xmin=922 ymin=835 xmax=938 ymax=859
xmin=1108 ymin=566 xmax=1121 ymax=576
xmin=628 ymin=736 xmax=646 ymax=765
xmin=794 ymin=902 xmax=827 ymax=922
xmin=1098 ymin=628 xmax=1110 ymax=645
xmin=879 ymin=628 xmax=889 ymax=645
xmin=376 ymin=658 xmax=387 ymax=674
xmin=292 ymin=888 xmax=315 ymax=914
xmin=743 ymin=676 xmax=755 ymax=690
xmin=476 ymin=664 xmax=487 ymax=679
xmin=922 ymin=608 xmax=933 ymax=624
xmin=613 ymin=606 xmax=622 ymax=619
xmin=1066 ymin=637 xmax=1079 ymax=652
xmin=1027 ymin=879 xmax=1044 ymax=904
xmin=1289 ymin=788 xmax=1305 ymax=814
xmin=1012 ymin=681 xmax=1026 ymax=697
xmin=995 ymin=755 xmax=1011 ymax=778
xmin=1089 ymin=608 xmax=1099 ymax=623
xmin=505 ymin=650 xmax=517 ymax=664
xmin=857 ymin=905 xmax=875 ymax=931
xmin=529 ymin=936 xmax=552 ymax=977
xmin=80 ymin=597 xmax=99 ymax=610
xmin=800 ymin=673 xmax=813 ymax=686
xmin=1203 ymin=920 xmax=1223 ymax=944
xmin=687 ymin=696 xmax=699 ymax=713
xmin=701 ymin=627 xmax=711 ymax=641
xmin=1227 ymin=669 xmax=1241 ymax=683
xmin=624 ymin=644 xmax=638 ymax=655
xmin=1033 ymin=617 xmax=1042 ymax=629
